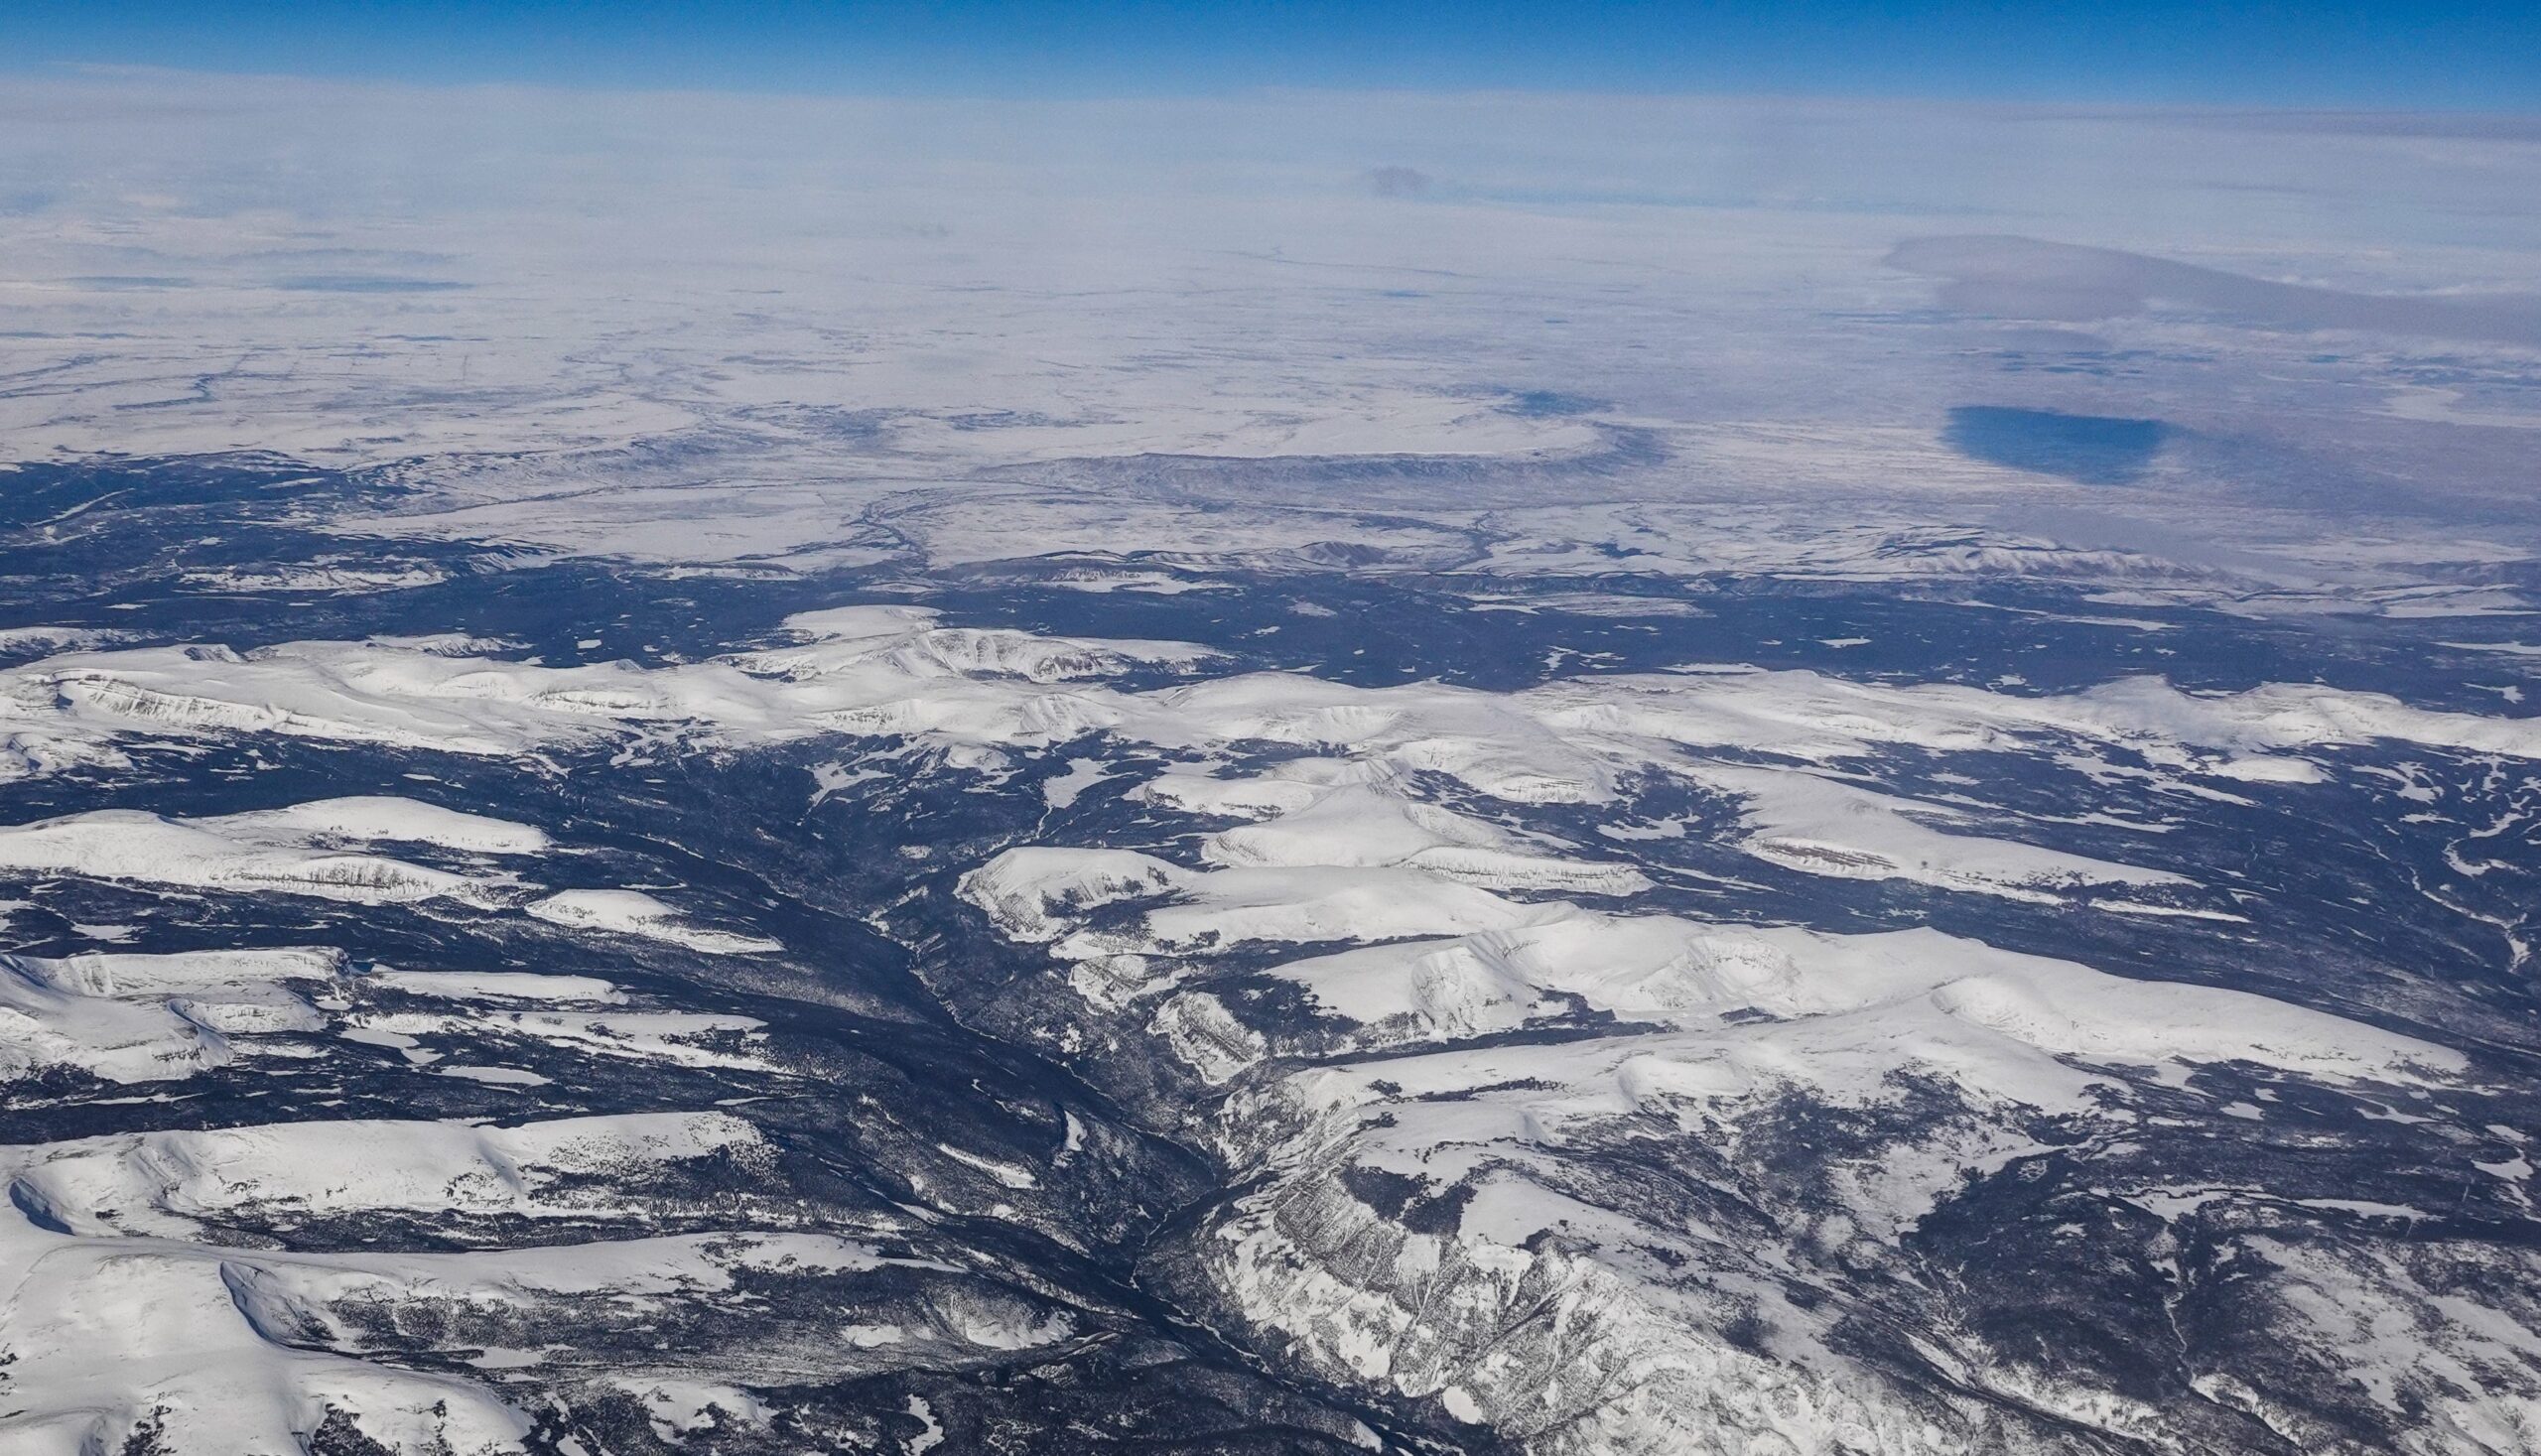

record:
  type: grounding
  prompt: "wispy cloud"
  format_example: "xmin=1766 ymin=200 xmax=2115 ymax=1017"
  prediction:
xmin=1892 ymin=234 xmax=2541 ymax=347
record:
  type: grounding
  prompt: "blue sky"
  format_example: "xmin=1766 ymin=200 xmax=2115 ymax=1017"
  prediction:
xmin=4 ymin=1 xmax=2536 ymax=108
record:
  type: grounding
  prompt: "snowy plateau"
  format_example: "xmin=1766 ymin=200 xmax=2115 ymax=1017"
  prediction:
xmin=0 ymin=454 xmax=2537 ymax=1456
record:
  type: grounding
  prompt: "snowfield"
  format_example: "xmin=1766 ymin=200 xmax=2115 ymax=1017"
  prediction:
xmin=0 ymin=797 xmax=545 ymax=905
xmin=526 ymin=889 xmax=785 ymax=956
xmin=3 ymin=602 xmax=2537 ymax=1454
xmin=8 ymin=612 xmax=2535 ymax=930
xmin=1 ymin=947 xmax=342 ymax=1083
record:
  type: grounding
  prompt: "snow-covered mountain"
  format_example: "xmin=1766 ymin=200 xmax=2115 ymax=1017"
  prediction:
xmin=2 ymin=456 xmax=2538 ymax=1455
